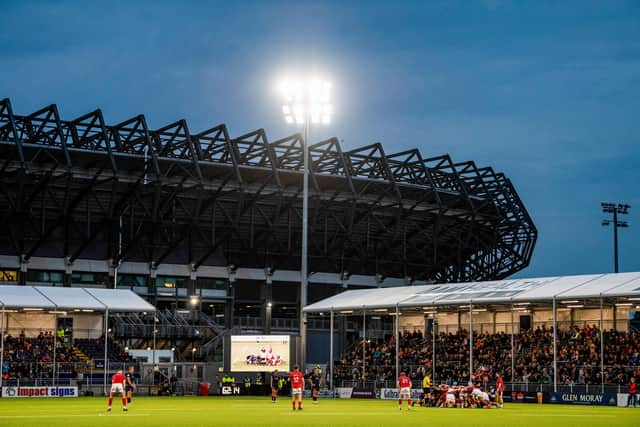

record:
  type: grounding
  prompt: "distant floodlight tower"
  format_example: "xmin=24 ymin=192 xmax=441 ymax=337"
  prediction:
xmin=601 ymin=202 xmax=631 ymax=273
xmin=278 ymin=77 xmax=333 ymax=370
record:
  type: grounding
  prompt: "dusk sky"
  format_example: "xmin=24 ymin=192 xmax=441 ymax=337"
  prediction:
xmin=1 ymin=0 xmax=638 ymax=278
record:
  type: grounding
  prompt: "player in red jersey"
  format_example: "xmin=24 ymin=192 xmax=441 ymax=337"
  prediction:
xmin=289 ymin=365 xmax=305 ymax=411
xmin=107 ymin=370 xmax=128 ymax=412
xmin=397 ymin=371 xmax=412 ymax=411
xmin=495 ymin=373 xmax=504 ymax=408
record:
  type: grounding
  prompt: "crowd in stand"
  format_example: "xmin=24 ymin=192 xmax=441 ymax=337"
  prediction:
xmin=334 ymin=325 xmax=640 ymax=387
xmin=1 ymin=330 xmax=82 ymax=383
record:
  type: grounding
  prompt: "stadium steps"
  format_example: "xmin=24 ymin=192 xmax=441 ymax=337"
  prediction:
xmin=72 ymin=347 xmax=92 ymax=365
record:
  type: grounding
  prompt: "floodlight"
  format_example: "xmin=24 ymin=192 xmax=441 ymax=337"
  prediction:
xmin=278 ymin=77 xmax=332 ymax=126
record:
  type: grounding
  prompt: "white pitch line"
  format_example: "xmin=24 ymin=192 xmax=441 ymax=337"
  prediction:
xmin=506 ymin=414 xmax=616 ymax=417
xmin=0 ymin=413 xmax=151 ymax=419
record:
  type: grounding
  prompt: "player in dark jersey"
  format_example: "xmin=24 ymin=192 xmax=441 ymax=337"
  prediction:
xmin=270 ymin=369 xmax=281 ymax=403
xmin=308 ymin=366 xmax=323 ymax=404
xmin=125 ymin=366 xmax=137 ymax=404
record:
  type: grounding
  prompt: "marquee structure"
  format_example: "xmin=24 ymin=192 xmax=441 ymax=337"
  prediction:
xmin=304 ymin=271 xmax=640 ymax=394
xmin=0 ymin=285 xmax=155 ymax=392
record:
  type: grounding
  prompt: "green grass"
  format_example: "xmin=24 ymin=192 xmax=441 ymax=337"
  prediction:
xmin=0 ymin=396 xmax=636 ymax=427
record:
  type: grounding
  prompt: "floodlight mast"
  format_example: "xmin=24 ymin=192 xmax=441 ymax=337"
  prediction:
xmin=279 ymin=77 xmax=333 ymax=371
xmin=601 ymin=202 xmax=631 ymax=273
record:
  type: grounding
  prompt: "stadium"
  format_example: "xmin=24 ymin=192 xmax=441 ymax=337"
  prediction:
xmin=0 ymin=3 xmax=638 ymax=425
xmin=0 ymin=97 xmax=637 ymax=425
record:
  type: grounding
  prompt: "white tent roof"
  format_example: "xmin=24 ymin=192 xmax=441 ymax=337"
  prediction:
xmin=0 ymin=285 xmax=155 ymax=312
xmin=303 ymin=272 xmax=640 ymax=312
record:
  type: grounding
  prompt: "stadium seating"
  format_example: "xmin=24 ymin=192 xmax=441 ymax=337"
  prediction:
xmin=334 ymin=326 xmax=640 ymax=387
xmin=1 ymin=332 xmax=131 ymax=385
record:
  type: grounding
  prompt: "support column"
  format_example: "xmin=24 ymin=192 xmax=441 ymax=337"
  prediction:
xmin=600 ymin=297 xmax=604 ymax=393
xmin=52 ymin=313 xmax=57 ymax=386
xmin=511 ymin=303 xmax=515 ymax=384
xmin=493 ymin=311 xmax=497 ymax=334
xmin=552 ymin=298 xmax=557 ymax=392
xmin=263 ymin=277 xmax=273 ymax=334
xmin=469 ymin=303 xmax=473 ymax=384
xmin=152 ymin=313 xmax=157 ymax=389
xmin=395 ymin=305 xmax=399 ymax=385
xmin=225 ymin=279 xmax=235 ymax=330
xmin=19 ymin=255 xmax=27 ymax=285
xmin=103 ymin=309 xmax=109 ymax=396
xmin=362 ymin=310 xmax=366 ymax=381
xmin=108 ymin=259 xmax=116 ymax=290
xmin=432 ymin=312 xmax=436 ymax=385
xmin=0 ymin=304 xmax=4 ymax=391
xmin=329 ymin=310 xmax=334 ymax=394
xmin=148 ymin=265 xmax=157 ymax=306
xmin=188 ymin=266 xmax=197 ymax=299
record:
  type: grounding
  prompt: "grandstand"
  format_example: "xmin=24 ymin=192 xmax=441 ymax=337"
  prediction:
xmin=305 ymin=271 xmax=640 ymax=395
xmin=0 ymin=97 xmax=536 ymax=364
xmin=0 ymin=286 xmax=154 ymax=393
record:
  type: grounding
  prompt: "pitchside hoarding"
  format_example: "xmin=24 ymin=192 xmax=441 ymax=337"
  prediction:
xmin=229 ymin=335 xmax=291 ymax=372
xmin=380 ymin=388 xmax=423 ymax=400
xmin=548 ymin=392 xmax=617 ymax=406
xmin=2 ymin=386 xmax=78 ymax=398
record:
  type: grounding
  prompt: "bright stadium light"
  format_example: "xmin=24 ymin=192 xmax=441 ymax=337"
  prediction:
xmin=277 ymin=75 xmax=333 ymax=370
xmin=278 ymin=77 xmax=333 ymax=125
xmin=189 ymin=295 xmax=200 ymax=307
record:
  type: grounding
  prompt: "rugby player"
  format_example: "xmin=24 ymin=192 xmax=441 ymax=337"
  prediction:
xmin=270 ymin=369 xmax=281 ymax=403
xmin=289 ymin=365 xmax=304 ymax=411
xmin=107 ymin=370 xmax=128 ymax=412
xmin=495 ymin=372 xmax=504 ymax=408
xmin=397 ymin=371 xmax=412 ymax=411
xmin=125 ymin=366 xmax=137 ymax=404
xmin=308 ymin=366 xmax=323 ymax=404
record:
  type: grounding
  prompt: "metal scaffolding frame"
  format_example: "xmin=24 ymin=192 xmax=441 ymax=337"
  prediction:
xmin=0 ymin=98 xmax=536 ymax=286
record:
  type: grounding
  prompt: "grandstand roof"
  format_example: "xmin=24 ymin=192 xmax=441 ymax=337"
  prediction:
xmin=0 ymin=285 xmax=155 ymax=312
xmin=303 ymin=272 xmax=640 ymax=312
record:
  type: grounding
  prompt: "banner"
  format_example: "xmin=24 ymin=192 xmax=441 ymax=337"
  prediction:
xmin=503 ymin=391 xmax=543 ymax=403
xmin=379 ymin=388 xmax=423 ymax=400
xmin=2 ymin=386 xmax=78 ymax=398
xmin=335 ymin=387 xmax=353 ymax=398
xmin=548 ymin=392 xmax=617 ymax=406
xmin=350 ymin=387 xmax=377 ymax=399
xmin=617 ymin=393 xmax=640 ymax=407
xmin=302 ymin=389 xmax=335 ymax=398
